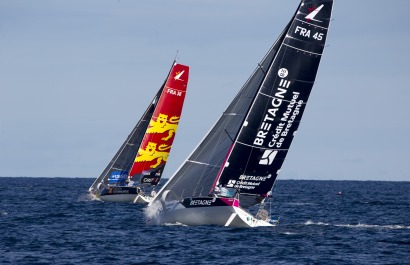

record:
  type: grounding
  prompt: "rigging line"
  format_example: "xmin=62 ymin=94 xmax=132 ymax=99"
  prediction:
xmin=224 ymin=129 xmax=234 ymax=143
xmin=257 ymin=63 xmax=266 ymax=75
xmin=282 ymin=43 xmax=322 ymax=56
xmin=269 ymin=181 xmax=280 ymax=224
xmin=174 ymin=50 xmax=179 ymax=62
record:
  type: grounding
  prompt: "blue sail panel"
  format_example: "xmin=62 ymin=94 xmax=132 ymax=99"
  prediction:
xmin=108 ymin=171 xmax=128 ymax=185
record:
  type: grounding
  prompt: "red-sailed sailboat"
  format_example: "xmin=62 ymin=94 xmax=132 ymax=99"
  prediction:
xmin=89 ymin=62 xmax=189 ymax=203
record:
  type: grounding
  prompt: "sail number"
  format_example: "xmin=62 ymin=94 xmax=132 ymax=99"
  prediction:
xmin=295 ymin=26 xmax=324 ymax=41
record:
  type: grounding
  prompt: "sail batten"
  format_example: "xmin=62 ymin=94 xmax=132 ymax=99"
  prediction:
xmin=283 ymin=43 xmax=323 ymax=56
xmin=294 ymin=18 xmax=329 ymax=30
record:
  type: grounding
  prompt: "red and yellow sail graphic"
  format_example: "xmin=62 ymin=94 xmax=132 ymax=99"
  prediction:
xmin=129 ymin=63 xmax=189 ymax=185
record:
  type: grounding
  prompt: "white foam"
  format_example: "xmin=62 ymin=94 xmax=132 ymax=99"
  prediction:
xmin=335 ymin=223 xmax=410 ymax=230
xmin=282 ymin=232 xmax=298 ymax=235
xmin=304 ymin=220 xmax=410 ymax=230
xmin=143 ymin=200 xmax=162 ymax=224
xmin=164 ymin=222 xmax=187 ymax=226
xmin=77 ymin=192 xmax=101 ymax=202
xmin=304 ymin=220 xmax=330 ymax=226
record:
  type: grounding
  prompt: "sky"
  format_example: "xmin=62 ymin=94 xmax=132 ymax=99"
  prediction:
xmin=1 ymin=0 xmax=409 ymax=181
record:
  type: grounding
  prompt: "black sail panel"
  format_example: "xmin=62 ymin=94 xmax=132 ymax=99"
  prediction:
xmin=217 ymin=0 xmax=333 ymax=207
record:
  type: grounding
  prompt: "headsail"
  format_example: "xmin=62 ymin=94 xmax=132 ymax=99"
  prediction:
xmin=88 ymin=86 xmax=163 ymax=194
xmin=151 ymin=0 xmax=333 ymax=208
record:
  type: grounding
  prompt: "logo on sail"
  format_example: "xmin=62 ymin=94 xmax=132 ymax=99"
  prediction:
xmin=278 ymin=68 xmax=288 ymax=78
xmin=146 ymin=113 xmax=180 ymax=141
xmin=259 ymin=149 xmax=278 ymax=165
xmin=174 ymin=70 xmax=185 ymax=81
xmin=305 ymin=4 xmax=324 ymax=22
xmin=135 ymin=142 xmax=171 ymax=168
xmin=226 ymin=179 xmax=236 ymax=188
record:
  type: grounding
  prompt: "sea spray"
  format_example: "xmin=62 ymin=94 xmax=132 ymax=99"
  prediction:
xmin=78 ymin=192 xmax=100 ymax=202
xmin=143 ymin=200 xmax=162 ymax=224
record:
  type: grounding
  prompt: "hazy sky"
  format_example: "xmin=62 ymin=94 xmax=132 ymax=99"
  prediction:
xmin=1 ymin=0 xmax=409 ymax=181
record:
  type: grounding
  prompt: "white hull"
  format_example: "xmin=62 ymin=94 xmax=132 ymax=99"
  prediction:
xmin=97 ymin=186 xmax=153 ymax=203
xmin=150 ymin=199 xmax=275 ymax=228
xmin=98 ymin=193 xmax=152 ymax=204
xmin=99 ymin=193 xmax=137 ymax=203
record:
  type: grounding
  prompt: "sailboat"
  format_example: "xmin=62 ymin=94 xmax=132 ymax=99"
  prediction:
xmin=88 ymin=62 xmax=189 ymax=203
xmin=147 ymin=0 xmax=333 ymax=226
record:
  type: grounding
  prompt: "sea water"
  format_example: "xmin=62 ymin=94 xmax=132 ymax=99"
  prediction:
xmin=0 ymin=177 xmax=408 ymax=264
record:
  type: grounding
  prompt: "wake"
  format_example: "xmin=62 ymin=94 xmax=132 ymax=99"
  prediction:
xmin=304 ymin=220 xmax=410 ymax=230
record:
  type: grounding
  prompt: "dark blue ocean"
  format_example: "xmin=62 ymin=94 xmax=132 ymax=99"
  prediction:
xmin=0 ymin=178 xmax=408 ymax=265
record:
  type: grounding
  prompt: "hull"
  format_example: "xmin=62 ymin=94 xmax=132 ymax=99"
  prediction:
xmin=150 ymin=197 xmax=275 ymax=227
xmin=100 ymin=193 xmax=138 ymax=203
xmin=99 ymin=186 xmax=141 ymax=203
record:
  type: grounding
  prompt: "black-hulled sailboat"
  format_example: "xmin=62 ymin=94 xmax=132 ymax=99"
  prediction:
xmin=89 ymin=62 xmax=189 ymax=203
xmin=147 ymin=0 xmax=333 ymax=226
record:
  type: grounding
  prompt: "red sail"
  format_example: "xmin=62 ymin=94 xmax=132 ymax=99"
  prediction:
xmin=128 ymin=63 xmax=189 ymax=185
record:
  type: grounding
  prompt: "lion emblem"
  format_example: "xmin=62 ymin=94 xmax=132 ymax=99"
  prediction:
xmin=146 ymin=113 xmax=179 ymax=141
xmin=135 ymin=142 xmax=171 ymax=168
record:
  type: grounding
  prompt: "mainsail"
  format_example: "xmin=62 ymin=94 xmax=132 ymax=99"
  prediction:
xmin=128 ymin=64 xmax=189 ymax=186
xmin=152 ymin=0 xmax=333 ymax=209
xmin=89 ymin=62 xmax=189 ymax=194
